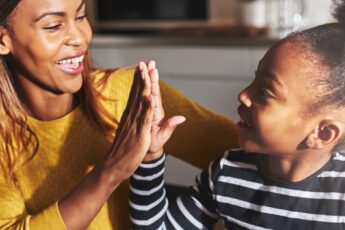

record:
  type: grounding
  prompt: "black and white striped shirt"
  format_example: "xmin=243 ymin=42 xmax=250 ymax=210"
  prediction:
xmin=130 ymin=149 xmax=345 ymax=229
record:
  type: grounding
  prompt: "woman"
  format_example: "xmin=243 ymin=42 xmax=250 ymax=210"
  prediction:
xmin=0 ymin=0 xmax=238 ymax=229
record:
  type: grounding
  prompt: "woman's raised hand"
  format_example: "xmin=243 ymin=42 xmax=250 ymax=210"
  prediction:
xmin=138 ymin=61 xmax=186 ymax=161
xmin=58 ymin=67 xmax=155 ymax=230
xmin=102 ymin=65 xmax=154 ymax=183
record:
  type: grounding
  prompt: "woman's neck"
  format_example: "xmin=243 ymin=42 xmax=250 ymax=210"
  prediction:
xmin=15 ymin=76 xmax=79 ymax=121
xmin=258 ymin=151 xmax=332 ymax=182
xmin=22 ymin=93 xmax=78 ymax=121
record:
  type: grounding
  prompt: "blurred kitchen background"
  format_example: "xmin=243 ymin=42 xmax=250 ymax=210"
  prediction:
xmin=86 ymin=0 xmax=335 ymax=186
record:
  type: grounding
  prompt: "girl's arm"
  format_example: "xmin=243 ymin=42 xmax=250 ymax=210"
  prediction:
xmin=130 ymin=153 xmax=221 ymax=229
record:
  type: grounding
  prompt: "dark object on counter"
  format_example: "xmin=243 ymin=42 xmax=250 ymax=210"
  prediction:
xmin=97 ymin=0 xmax=206 ymax=20
xmin=158 ymin=24 xmax=268 ymax=38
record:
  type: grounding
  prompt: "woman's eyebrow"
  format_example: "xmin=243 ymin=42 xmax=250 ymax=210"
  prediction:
xmin=34 ymin=12 xmax=65 ymax=22
xmin=34 ymin=1 xmax=85 ymax=22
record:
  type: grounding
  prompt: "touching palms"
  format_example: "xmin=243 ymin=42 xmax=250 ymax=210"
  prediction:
xmin=138 ymin=61 xmax=186 ymax=161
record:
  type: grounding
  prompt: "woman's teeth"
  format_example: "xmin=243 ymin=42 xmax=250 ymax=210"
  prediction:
xmin=57 ymin=55 xmax=84 ymax=65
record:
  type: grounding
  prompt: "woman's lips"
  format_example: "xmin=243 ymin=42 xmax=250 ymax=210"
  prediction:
xmin=56 ymin=54 xmax=85 ymax=75
xmin=57 ymin=61 xmax=84 ymax=75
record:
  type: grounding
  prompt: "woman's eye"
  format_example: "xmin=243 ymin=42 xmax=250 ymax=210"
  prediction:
xmin=76 ymin=14 xmax=87 ymax=21
xmin=43 ymin=24 xmax=62 ymax=31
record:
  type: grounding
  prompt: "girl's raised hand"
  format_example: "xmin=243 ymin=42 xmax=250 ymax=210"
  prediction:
xmin=138 ymin=61 xmax=186 ymax=161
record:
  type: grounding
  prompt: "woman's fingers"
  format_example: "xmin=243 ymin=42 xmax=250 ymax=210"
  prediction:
xmin=138 ymin=95 xmax=154 ymax=138
xmin=121 ymin=67 xmax=143 ymax=124
xmin=108 ymin=64 xmax=154 ymax=160
xmin=139 ymin=62 xmax=151 ymax=98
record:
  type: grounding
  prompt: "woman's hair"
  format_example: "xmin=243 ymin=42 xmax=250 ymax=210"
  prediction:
xmin=284 ymin=0 xmax=345 ymax=152
xmin=0 ymin=0 xmax=118 ymax=182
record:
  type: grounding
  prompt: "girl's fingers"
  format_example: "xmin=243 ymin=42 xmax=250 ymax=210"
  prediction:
xmin=147 ymin=60 xmax=156 ymax=72
xmin=149 ymin=68 xmax=164 ymax=123
xmin=159 ymin=115 xmax=186 ymax=143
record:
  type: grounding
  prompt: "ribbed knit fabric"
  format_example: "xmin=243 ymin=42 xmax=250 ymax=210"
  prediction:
xmin=0 ymin=67 xmax=238 ymax=229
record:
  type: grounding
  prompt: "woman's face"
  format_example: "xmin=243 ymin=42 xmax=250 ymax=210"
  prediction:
xmin=3 ymin=0 xmax=92 ymax=95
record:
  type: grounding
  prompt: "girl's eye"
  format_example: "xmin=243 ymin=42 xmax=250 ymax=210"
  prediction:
xmin=257 ymin=87 xmax=274 ymax=102
xmin=260 ymin=89 xmax=271 ymax=98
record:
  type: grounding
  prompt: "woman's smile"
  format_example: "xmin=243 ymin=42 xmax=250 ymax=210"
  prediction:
xmin=56 ymin=51 xmax=85 ymax=75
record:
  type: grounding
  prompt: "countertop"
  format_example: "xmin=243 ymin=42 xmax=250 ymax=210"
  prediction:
xmin=91 ymin=33 xmax=279 ymax=48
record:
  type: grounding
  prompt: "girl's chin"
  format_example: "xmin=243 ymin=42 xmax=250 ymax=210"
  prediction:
xmin=238 ymin=139 xmax=260 ymax=152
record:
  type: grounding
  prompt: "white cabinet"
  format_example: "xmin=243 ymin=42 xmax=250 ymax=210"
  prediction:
xmin=90 ymin=36 xmax=271 ymax=185
xmin=90 ymin=38 xmax=269 ymax=119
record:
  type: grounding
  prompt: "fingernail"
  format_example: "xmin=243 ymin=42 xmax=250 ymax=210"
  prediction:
xmin=139 ymin=62 xmax=144 ymax=71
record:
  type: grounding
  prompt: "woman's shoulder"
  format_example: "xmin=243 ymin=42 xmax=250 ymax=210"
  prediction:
xmin=92 ymin=66 xmax=136 ymax=97
xmin=93 ymin=66 xmax=136 ymax=86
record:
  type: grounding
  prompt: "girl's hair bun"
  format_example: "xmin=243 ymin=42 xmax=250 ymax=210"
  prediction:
xmin=332 ymin=0 xmax=345 ymax=22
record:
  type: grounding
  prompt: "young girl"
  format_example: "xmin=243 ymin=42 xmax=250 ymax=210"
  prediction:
xmin=130 ymin=2 xmax=345 ymax=229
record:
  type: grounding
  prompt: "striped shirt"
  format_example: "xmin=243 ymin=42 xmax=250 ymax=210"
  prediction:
xmin=130 ymin=150 xmax=345 ymax=229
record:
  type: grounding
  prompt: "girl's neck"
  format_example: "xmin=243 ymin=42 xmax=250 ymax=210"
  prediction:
xmin=257 ymin=151 xmax=332 ymax=182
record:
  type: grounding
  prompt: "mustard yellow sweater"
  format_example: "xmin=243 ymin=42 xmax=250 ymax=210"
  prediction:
xmin=0 ymin=68 xmax=238 ymax=229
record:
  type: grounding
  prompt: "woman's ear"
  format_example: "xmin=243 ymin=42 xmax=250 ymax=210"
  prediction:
xmin=0 ymin=27 xmax=11 ymax=55
xmin=306 ymin=120 xmax=344 ymax=149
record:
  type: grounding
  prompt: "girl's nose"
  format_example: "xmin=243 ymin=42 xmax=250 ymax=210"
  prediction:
xmin=238 ymin=87 xmax=252 ymax=107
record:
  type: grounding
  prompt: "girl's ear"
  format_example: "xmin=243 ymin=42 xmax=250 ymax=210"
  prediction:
xmin=0 ymin=27 xmax=11 ymax=55
xmin=306 ymin=120 xmax=344 ymax=149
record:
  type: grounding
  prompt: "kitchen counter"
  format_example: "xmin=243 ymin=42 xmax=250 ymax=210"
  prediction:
xmin=91 ymin=33 xmax=279 ymax=48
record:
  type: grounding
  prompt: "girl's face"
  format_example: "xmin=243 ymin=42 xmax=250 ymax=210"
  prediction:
xmin=236 ymin=41 xmax=321 ymax=156
xmin=3 ymin=0 xmax=92 ymax=95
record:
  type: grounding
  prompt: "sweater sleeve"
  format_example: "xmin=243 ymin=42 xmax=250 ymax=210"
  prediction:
xmin=130 ymin=154 xmax=222 ymax=230
xmin=159 ymin=81 xmax=238 ymax=169
xmin=0 ymin=171 xmax=66 ymax=230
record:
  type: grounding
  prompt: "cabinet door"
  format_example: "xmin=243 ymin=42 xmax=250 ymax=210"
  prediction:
xmin=90 ymin=46 xmax=268 ymax=118
xmin=163 ymin=76 xmax=251 ymax=119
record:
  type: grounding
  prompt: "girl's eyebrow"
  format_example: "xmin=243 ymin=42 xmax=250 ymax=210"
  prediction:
xmin=34 ymin=1 xmax=85 ymax=22
xmin=256 ymin=69 xmax=284 ymax=89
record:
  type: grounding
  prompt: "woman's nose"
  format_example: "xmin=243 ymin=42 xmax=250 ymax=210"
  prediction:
xmin=65 ymin=25 xmax=85 ymax=47
xmin=238 ymin=87 xmax=252 ymax=107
